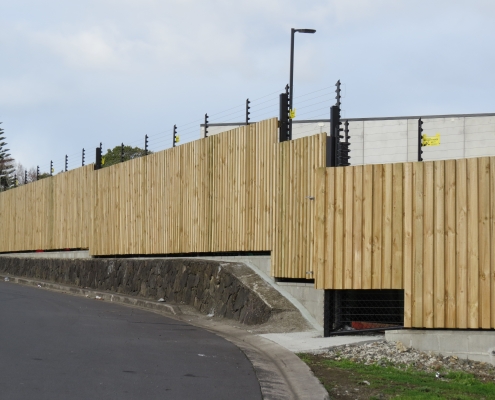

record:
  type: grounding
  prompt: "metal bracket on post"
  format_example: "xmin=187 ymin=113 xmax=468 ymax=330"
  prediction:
xmin=173 ymin=125 xmax=178 ymax=147
xmin=204 ymin=114 xmax=209 ymax=138
xmin=246 ymin=98 xmax=250 ymax=125
xmin=418 ymin=118 xmax=424 ymax=162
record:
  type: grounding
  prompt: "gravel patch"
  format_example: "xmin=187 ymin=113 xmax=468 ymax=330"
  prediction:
xmin=322 ymin=340 xmax=495 ymax=382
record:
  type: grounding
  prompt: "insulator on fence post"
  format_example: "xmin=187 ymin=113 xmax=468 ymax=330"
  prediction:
xmin=285 ymin=84 xmax=292 ymax=140
xmin=82 ymin=149 xmax=85 ymax=166
xmin=145 ymin=134 xmax=148 ymax=156
xmin=173 ymin=125 xmax=178 ymax=147
xmin=65 ymin=155 xmax=68 ymax=172
xmin=418 ymin=118 xmax=424 ymax=162
xmin=335 ymin=79 xmax=341 ymax=107
xmin=204 ymin=114 xmax=209 ymax=138
xmin=246 ymin=98 xmax=251 ymax=125
xmin=121 ymin=143 xmax=124 ymax=163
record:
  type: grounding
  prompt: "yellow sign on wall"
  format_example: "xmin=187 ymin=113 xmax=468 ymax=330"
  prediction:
xmin=289 ymin=109 xmax=296 ymax=119
xmin=422 ymin=133 xmax=440 ymax=147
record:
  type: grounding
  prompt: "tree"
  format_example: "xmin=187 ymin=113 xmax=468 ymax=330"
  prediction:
xmin=0 ymin=122 xmax=15 ymax=191
xmin=101 ymin=145 xmax=150 ymax=168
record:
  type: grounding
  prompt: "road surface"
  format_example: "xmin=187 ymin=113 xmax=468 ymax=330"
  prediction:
xmin=0 ymin=281 xmax=262 ymax=400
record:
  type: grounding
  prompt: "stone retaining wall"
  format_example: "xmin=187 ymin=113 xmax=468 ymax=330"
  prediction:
xmin=0 ymin=257 xmax=275 ymax=325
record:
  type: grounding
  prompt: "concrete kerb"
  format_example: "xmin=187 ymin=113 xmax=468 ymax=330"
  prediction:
xmin=1 ymin=274 xmax=329 ymax=400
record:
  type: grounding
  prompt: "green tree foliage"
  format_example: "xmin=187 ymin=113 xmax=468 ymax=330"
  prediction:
xmin=0 ymin=122 xmax=15 ymax=191
xmin=101 ymin=145 xmax=149 ymax=168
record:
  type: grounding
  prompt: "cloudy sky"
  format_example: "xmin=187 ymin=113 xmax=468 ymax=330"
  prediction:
xmin=1 ymin=0 xmax=494 ymax=172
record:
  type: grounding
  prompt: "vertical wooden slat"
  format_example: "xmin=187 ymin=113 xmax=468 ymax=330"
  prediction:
xmin=353 ymin=166 xmax=363 ymax=289
xmin=423 ymin=161 xmax=434 ymax=328
xmin=456 ymin=159 xmax=468 ymax=328
xmin=314 ymin=168 xmax=326 ymax=289
xmin=434 ymin=160 xmax=445 ymax=328
xmin=334 ymin=167 xmax=344 ymax=289
xmin=343 ymin=167 xmax=354 ymax=288
xmin=412 ymin=162 xmax=424 ymax=327
xmin=372 ymin=164 xmax=383 ymax=289
xmin=362 ymin=165 xmax=373 ymax=289
xmin=478 ymin=157 xmax=491 ymax=329
xmin=392 ymin=163 xmax=403 ymax=289
xmin=325 ymin=168 xmax=335 ymax=289
xmin=403 ymin=162 xmax=413 ymax=328
xmin=490 ymin=157 xmax=495 ymax=328
xmin=382 ymin=164 xmax=393 ymax=288
xmin=444 ymin=160 xmax=457 ymax=328
xmin=467 ymin=158 xmax=479 ymax=328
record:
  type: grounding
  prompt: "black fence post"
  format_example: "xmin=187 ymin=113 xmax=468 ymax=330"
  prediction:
xmin=204 ymin=114 xmax=209 ymax=138
xmin=121 ymin=143 xmax=124 ymax=163
xmin=82 ymin=149 xmax=85 ymax=167
xmin=36 ymin=166 xmax=39 ymax=181
xmin=65 ymin=155 xmax=68 ymax=172
xmin=418 ymin=118 xmax=424 ymax=162
xmin=14 ymin=174 xmax=17 ymax=188
xmin=145 ymin=135 xmax=148 ymax=156
xmin=173 ymin=125 xmax=178 ymax=148
xmin=246 ymin=98 xmax=250 ymax=125
xmin=279 ymin=85 xmax=290 ymax=142
xmin=24 ymin=170 xmax=27 ymax=185
xmin=95 ymin=147 xmax=102 ymax=170
xmin=50 ymin=161 xmax=53 ymax=176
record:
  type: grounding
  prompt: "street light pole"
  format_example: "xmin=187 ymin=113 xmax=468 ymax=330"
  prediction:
xmin=289 ymin=28 xmax=316 ymax=140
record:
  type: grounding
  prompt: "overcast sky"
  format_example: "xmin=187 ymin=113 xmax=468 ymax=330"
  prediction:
xmin=1 ymin=0 xmax=494 ymax=172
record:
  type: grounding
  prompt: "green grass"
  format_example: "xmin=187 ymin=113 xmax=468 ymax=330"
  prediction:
xmin=299 ymin=354 xmax=495 ymax=399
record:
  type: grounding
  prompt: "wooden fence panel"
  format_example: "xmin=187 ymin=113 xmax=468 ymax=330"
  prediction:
xmin=0 ymin=165 xmax=93 ymax=253
xmin=314 ymin=157 xmax=495 ymax=329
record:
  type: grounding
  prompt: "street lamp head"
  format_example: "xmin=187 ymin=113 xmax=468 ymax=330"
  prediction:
xmin=295 ymin=29 xmax=316 ymax=34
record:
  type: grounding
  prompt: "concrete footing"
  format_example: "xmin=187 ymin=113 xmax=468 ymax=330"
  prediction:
xmin=386 ymin=329 xmax=495 ymax=365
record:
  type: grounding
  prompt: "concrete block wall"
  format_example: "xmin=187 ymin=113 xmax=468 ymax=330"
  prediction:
xmin=203 ymin=113 xmax=495 ymax=165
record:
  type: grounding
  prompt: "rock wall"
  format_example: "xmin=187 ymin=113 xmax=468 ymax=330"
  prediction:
xmin=0 ymin=257 xmax=275 ymax=325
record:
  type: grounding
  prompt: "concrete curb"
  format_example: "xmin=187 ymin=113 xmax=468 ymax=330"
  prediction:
xmin=1 ymin=274 xmax=329 ymax=400
xmin=0 ymin=275 xmax=181 ymax=316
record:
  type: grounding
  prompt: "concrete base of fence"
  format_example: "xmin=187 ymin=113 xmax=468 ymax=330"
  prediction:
xmin=0 ymin=256 xmax=311 ymax=328
xmin=386 ymin=329 xmax=495 ymax=365
xmin=0 ymin=250 xmax=91 ymax=259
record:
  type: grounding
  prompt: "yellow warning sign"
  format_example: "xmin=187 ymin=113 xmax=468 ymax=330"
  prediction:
xmin=422 ymin=133 xmax=440 ymax=147
xmin=289 ymin=109 xmax=296 ymax=119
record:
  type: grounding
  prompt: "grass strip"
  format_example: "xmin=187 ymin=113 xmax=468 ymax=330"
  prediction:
xmin=299 ymin=354 xmax=495 ymax=399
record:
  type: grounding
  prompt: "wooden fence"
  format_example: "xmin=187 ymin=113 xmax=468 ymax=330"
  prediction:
xmin=91 ymin=118 xmax=278 ymax=255
xmin=314 ymin=158 xmax=495 ymax=329
xmin=1 ymin=120 xmax=494 ymax=330
xmin=0 ymin=165 xmax=94 ymax=252
xmin=271 ymin=133 xmax=326 ymax=278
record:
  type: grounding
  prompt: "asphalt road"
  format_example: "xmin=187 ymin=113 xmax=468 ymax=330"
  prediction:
xmin=0 ymin=281 xmax=262 ymax=400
